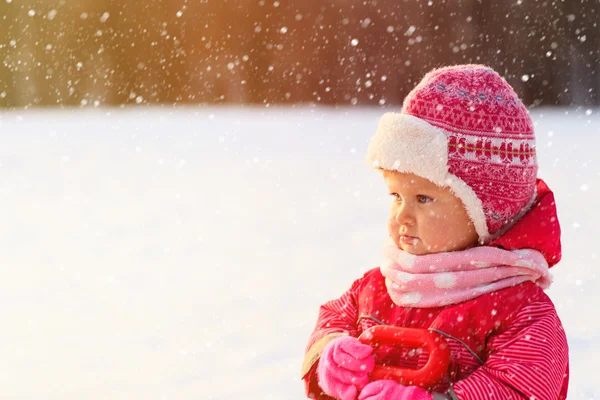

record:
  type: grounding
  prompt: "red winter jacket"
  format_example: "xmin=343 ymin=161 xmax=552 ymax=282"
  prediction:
xmin=301 ymin=179 xmax=569 ymax=400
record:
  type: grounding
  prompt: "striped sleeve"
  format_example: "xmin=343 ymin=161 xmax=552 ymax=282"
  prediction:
xmin=301 ymin=279 xmax=362 ymax=399
xmin=452 ymin=301 xmax=569 ymax=400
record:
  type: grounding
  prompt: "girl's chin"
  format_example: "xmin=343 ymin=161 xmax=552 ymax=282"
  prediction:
xmin=398 ymin=242 xmax=440 ymax=256
xmin=398 ymin=243 xmax=424 ymax=255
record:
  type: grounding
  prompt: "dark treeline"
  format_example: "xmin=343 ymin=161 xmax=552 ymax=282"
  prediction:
xmin=0 ymin=0 xmax=598 ymax=108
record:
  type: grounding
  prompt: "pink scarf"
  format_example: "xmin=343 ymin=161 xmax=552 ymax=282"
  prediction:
xmin=380 ymin=238 xmax=552 ymax=308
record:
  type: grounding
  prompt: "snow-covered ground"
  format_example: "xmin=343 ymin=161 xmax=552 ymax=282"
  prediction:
xmin=0 ymin=107 xmax=597 ymax=399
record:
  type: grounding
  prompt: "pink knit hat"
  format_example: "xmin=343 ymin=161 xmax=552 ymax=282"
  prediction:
xmin=366 ymin=65 xmax=538 ymax=243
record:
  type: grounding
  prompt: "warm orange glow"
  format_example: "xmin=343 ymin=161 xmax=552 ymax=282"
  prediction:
xmin=0 ymin=0 xmax=597 ymax=107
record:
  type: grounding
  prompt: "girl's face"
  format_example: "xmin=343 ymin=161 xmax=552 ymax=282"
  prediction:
xmin=384 ymin=171 xmax=479 ymax=255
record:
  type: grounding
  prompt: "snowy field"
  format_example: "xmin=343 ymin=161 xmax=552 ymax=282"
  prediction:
xmin=0 ymin=107 xmax=598 ymax=399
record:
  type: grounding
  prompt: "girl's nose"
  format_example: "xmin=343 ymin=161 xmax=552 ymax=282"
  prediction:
xmin=395 ymin=206 xmax=416 ymax=227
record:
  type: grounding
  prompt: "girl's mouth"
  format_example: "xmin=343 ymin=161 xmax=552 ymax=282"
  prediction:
xmin=398 ymin=235 xmax=419 ymax=245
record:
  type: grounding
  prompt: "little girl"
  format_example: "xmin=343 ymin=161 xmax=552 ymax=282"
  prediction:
xmin=301 ymin=65 xmax=569 ymax=400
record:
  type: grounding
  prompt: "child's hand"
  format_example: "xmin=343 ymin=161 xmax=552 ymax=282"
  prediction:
xmin=358 ymin=380 xmax=432 ymax=400
xmin=317 ymin=336 xmax=375 ymax=400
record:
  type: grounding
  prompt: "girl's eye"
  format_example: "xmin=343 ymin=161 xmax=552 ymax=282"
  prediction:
xmin=390 ymin=193 xmax=401 ymax=202
xmin=417 ymin=195 xmax=433 ymax=204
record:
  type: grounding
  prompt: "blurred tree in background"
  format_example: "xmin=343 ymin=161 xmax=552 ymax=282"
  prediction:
xmin=0 ymin=0 xmax=598 ymax=108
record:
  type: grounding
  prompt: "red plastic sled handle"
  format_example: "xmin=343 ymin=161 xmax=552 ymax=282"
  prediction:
xmin=358 ymin=325 xmax=450 ymax=388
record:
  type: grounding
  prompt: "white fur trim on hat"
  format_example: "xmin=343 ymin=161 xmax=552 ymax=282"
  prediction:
xmin=366 ymin=113 xmax=491 ymax=242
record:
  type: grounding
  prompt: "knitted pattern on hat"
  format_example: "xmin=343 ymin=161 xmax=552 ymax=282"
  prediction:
xmin=366 ymin=65 xmax=538 ymax=242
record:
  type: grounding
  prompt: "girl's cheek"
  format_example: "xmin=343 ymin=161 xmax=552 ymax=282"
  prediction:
xmin=427 ymin=205 xmax=444 ymax=219
xmin=388 ymin=216 xmax=398 ymax=234
xmin=428 ymin=210 xmax=440 ymax=218
xmin=388 ymin=217 xmax=401 ymax=248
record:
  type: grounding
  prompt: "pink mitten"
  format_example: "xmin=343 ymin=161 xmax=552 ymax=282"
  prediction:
xmin=317 ymin=336 xmax=375 ymax=400
xmin=358 ymin=380 xmax=432 ymax=400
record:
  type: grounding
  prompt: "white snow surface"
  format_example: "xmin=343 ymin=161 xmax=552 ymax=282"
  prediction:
xmin=0 ymin=107 xmax=598 ymax=399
